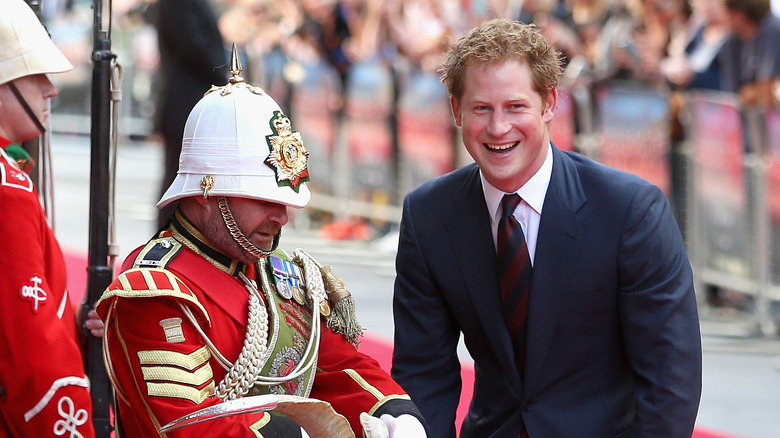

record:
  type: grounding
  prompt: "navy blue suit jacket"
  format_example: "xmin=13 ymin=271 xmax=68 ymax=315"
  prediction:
xmin=391 ymin=146 xmax=702 ymax=437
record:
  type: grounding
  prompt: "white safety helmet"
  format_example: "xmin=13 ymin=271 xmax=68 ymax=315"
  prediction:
xmin=158 ymin=56 xmax=311 ymax=209
xmin=0 ymin=0 xmax=73 ymax=85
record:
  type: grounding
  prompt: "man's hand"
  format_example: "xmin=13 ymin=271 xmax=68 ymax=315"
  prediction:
xmin=83 ymin=308 xmax=105 ymax=338
xmin=360 ymin=412 xmax=426 ymax=438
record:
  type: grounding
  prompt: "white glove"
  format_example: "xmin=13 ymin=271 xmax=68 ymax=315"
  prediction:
xmin=360 ymin=412 xmax=427 ymax=438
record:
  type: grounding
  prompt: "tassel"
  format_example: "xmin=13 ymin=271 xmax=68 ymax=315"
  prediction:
xmin=321 ymin=265 xmax=364 ymax=347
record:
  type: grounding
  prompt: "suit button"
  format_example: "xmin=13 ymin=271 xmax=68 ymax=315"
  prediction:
xmin=523 ymin=402 xmax=532 ymax=412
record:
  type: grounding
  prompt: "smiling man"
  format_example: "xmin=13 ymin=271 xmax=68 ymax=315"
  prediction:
xmin=392 ymin=18 xmax=702 ymax=437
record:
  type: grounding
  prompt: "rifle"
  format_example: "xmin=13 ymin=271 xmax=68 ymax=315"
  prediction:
xmin=82 ymin=0 xmax=119 ymax=436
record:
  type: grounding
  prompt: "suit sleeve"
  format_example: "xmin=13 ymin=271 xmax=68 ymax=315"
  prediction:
xmin=0 ymin=179 xmax=95 ymax=437
xmin=391 ymin=193 xmax=463 ymax=438
xmin=617 ymin=184 xmax=702 ymax=436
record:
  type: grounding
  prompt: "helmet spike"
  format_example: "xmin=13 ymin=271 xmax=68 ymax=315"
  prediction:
xmin=230 ymin=42 xmax=243 ymax=80
xmin=206 ymin=42 xmax=264 ymax=96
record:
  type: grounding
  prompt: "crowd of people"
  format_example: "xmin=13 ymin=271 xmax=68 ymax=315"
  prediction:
xmin=190 ymin=0 xmax=780 ymax=112
xmin=38 ymin=0 xmax=780 ymax=229
xmin=91 ymin=0 xmax=778 ymax=135
xmin=110 ymin=0 xmax=780 ymax=234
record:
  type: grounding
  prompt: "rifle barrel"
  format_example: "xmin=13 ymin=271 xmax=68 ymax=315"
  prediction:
xmin=85 ymin=14 xmax=115 ymax=437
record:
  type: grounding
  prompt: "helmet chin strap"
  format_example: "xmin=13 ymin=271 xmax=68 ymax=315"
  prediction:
xmin=218 ymin=196 xmax=280 ymax=259
xmin=7 ymin=81 xmax=46 ymax=135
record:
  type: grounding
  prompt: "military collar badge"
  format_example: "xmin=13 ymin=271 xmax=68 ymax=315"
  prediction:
xmin=264 ymin=111 xmax=309 ymax=192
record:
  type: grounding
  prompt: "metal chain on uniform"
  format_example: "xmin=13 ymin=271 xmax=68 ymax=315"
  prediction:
xmin=218 ymin=196 xmax=280 ymax=259
xmin=213 ymin=270 xmax=271 ymax=401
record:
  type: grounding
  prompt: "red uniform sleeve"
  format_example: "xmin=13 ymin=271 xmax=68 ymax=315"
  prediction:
xmin=0 ymin=161 xmax=95 ymax=437
xmin=312 ymin=328 xmax=423 ymax=434
xmin=99 ymin=283 xmax=271 ymax=436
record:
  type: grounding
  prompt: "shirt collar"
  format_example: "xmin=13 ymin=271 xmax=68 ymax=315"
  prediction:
xmin=481 ymin=143 xmax=553 ymax=223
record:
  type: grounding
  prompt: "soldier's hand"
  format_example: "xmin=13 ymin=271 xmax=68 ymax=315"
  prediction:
xmin=360 ymin=412 xmax=427 ymax=438
xmin=84 ymin=308 xmax=105 ymax=338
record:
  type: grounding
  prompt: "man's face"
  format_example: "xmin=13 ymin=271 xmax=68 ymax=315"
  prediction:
xmin=450 ymin=60 xmax=556 ymax=193
xmin=202 ymin=197 xmax=288 ymax=264
xmin=0 ymin=74 xmax=58 ymax=143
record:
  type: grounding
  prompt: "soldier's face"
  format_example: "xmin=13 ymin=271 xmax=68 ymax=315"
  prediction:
xmin=0 ymin=74 xmax=57 ymax=143
xmin=204 ymin=197 xmax=288 ymax=264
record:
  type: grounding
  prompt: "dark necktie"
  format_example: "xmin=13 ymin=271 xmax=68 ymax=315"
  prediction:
xmin=497 ymin=194 xmax=533 ymax=377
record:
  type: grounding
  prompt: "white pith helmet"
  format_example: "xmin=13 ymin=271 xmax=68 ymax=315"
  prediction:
xmin=158 ymin=44 xmax=311 ymax=209
xmin=0 ymin=0 xmax=73 ymax=85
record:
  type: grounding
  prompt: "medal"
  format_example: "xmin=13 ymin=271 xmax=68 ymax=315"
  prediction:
xmin=270 ymin=256 xmax=304 ymax=302
xmin=276 ymin=281 xmax=293 ymax=300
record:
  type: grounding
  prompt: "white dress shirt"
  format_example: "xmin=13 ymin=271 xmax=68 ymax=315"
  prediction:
xmin=481 ymin=143 xmax=553 ymax=266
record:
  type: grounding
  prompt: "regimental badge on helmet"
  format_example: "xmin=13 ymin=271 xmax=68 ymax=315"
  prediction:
xmin=158 ymin=44 xmax=311 ymax=209
xmin=265 ymin=111 xmax=309 ymax=192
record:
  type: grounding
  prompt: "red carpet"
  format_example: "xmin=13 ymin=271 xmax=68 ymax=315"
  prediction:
xmin=64 ymin=250 xmax=739 ymax=438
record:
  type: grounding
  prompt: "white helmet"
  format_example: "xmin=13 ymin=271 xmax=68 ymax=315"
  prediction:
xmin=158 ymin=58 xmax=311 ymax=209
xmin=0 ymin=0 xmax=73 ymax=85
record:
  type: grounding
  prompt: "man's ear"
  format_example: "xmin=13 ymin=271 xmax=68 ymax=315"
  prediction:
xmin=450 ymin=95 xmax=462 ymax=127
xmin=543 ymin=88 xmax=558 ymax=123
xmin=178 ymin=195 xmax=212 ymax=227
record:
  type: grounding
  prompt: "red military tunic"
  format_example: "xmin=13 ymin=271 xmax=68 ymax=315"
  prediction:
xmin=96 ymin=210 xmax=422 ymax=437
xmin=0 ymin=141 xmax=95 ymax=437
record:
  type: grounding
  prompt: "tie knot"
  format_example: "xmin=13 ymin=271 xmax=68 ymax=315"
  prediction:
xmin=501 ymin=194 xmax=522 ymax=218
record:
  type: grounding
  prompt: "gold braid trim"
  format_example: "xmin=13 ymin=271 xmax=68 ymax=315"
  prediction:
xmin=146 ymin=381 xmax=215 ymax=405
xmin=142 ymin=365 xmax=214 ymax=386
xmin=137 ymin=346 xmax=212 ymax=369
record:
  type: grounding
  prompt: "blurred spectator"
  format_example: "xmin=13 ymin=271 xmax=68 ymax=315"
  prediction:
xmin=718 ymin=0 xmax=780 ymax=108
xmin=526 ymin=1 xmax=585 ymax=66
xmin=220 ymin=0 xmax=303 ymax=111
xmin=591 ymin=0 xmax=689 ymax=85
xmin=297 ymin=0 xmax=354 ymax=97
xmin=152 ymin=0 xmax=228 ymax=229
xmin=384 ymin=0 xmax=453 ymax=74
xmin=590 ymin=0 xmax=642 ymax=81
xmin=557 ymin=0 xmax=611 ymax=64
xmin=660 ymin=0 xmax=728 ymax=91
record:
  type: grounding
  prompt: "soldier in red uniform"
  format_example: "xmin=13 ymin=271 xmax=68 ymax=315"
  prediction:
xmin=96 ymin=47 xmax=428 ymax=437
xmin=0 ymin=1 xmax=96 ymax=437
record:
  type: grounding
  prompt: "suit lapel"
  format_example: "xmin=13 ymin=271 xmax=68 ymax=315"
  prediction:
xmin=523 ymin=147 xmax=588 ymax=396
xmin=445 ymin=165 xmax=525 ymax=389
